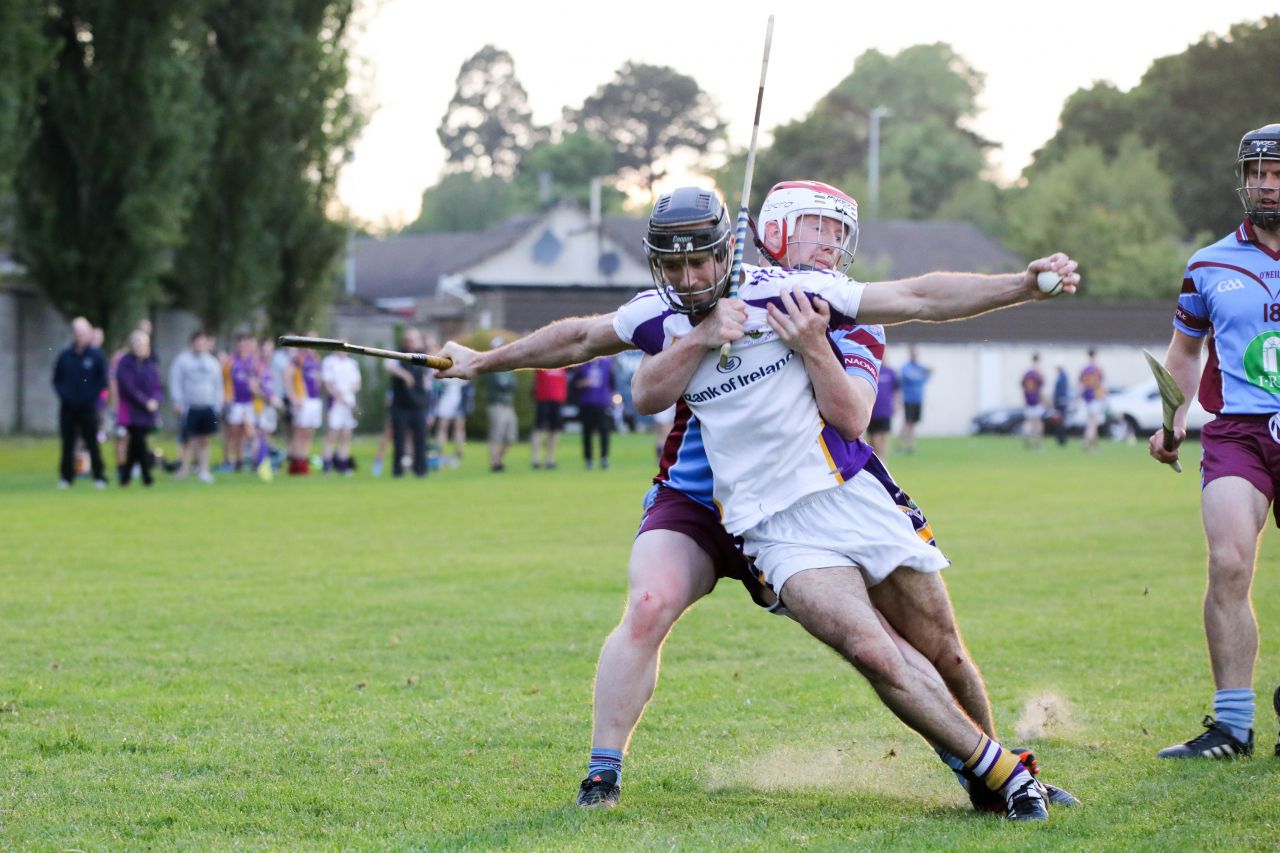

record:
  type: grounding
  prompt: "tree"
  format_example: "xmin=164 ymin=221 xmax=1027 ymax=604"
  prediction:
xmin=169 ymin=0 xmax=364 ymax=336
xmin=15 ymin=1 xmax=211 ymax=342
xmin=514 ymin=132 xmax=623 ymax=211
xmin=1132 ymin=17 xmax=1280 ymax=236
xmin=1005 ymin=138 xmax=1189 ymax=301
xmin=0 ymin=1 xmax=49 ymax=215
xmin=438 ymin=45 xmax=542 ymax=180
xmin=258 ymin=0 xmax=363 ymax=337
xmin=1030 ymin=17 xmax=1280 ymax=237
xmin=402 ymin=172 xmax=518 ymax=234
xmin=566 ymin=62 xmax=725 ymax=194
xmin=740 ymin=43 xmax=992 ymax=221
xmin=1025 ymin=82 xmax=1136 ymax=177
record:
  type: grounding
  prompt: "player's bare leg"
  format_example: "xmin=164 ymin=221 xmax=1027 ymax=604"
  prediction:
xmin=870 ymin=569 xmax=994 ymax=737
xmin=1202 ymin=477 xmax=1267 ymax=691
xmin=1158 ymin=476 xmax=1267 ymax=758
xmin=580 ymin=530 xmax=716 ymax=807
xmin=780 ymin=565 xmax=1047 ymax=819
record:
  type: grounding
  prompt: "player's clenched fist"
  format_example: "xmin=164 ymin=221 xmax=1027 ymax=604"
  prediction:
xmin=768 ymin=284 xmax=831 ymax=357
xmin=694 ymin=297 xmax=747 ymax=349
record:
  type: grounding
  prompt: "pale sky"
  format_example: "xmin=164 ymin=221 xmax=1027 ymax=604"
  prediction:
xmin=337 ymin=0 xmax=1277 ymax=228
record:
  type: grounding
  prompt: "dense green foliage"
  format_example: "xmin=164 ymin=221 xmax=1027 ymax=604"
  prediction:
xmin=1030 ymin=16 xmax=1280 ymax=239
xmin=564 ymin=62 xmax=726 ymax=194
xmin=8 ymin=1 xmax=361 ymax=344
xmin=15 ymin=1 xmax=212 ymax=339
xmin=2 ymin=434 xmax=1279 ymax=848
xmin=169 ymin=0 xmax=362 ymax=338
xmin=0 ymin=0 xmax=49 ymax=210
xmin=1005 ymin=139 xmax=1192 ymax=300
xmin=437 ymin=44 xmax=542 ymax=181
xmin=729 ymin=44 xmax=991 ymax=222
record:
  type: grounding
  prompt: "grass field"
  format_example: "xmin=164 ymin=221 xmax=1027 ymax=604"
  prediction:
xmin=2 ymin=432 xmax=1279 ymax=850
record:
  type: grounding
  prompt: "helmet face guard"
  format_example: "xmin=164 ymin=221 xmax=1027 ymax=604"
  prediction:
xmin=757 ymin=180 xmax=859 ymax=274
xmin=644 ymin=187 xmax=733 ymax=316
xmin=1236 ymin=124 xmax=1280 ymax=231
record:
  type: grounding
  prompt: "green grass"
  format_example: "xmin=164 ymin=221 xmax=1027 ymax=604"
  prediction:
xmin=2 ymin=433 xmax=1279 ymax=850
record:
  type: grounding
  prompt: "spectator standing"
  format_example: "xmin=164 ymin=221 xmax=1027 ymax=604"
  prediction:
xmin=115 ymin=330 xmax=163 ymax=487
xmin=571 ymin=356 xmax=615 ymax=470
xmin=484 ymin=337 xmax=518 ymax=473
xmin=221 ymin=334 xmax=259 ymax=472
xmin=52 ymin=316 xmax=108 ymax=488
xmin=1051 ymin=365 xmax=1072 ymax=447
xmin=321 ymin=349 xmax=362 ymax=474
xmin=867 ymin=355 xmax=897 ymax=458
xmin=1079 ymin=348 xmax=1106 ymax=451
xmin=386 ymin=328 xmax=430 ymax=478
xmin=531 ymin=368 xmax=567 ymax=470
xmin=897 ymin=345 xmax=931 ymax=454
xmin=435 ymin=376 xmax=471 ymax=467
xmin=169 ymin=331 xmax=223 ymax=482
xmin=285 ymin=339 xmax=323 ymax=475
xmin=1021 ymin=353 xmax=1046 ymax=449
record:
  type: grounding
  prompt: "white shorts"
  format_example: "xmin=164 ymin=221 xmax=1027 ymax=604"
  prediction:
xmin=741 ymin=466 xmax=949 ymax=596
xmin=257 ymin=406 xmax=278 ymax=433
xmin=295 ymin=398 xmax=322 ymax=429
xmin=1024 ymin=404 xmax=1045 ymax=419
xmin=226 ymin=402 xmax=256 ymax=426
xmin=327 ymin=400 xmax=358 ymax=431
xmin=436 ymin=382 xmax=464 ymax=420
xmin=1086 ymin=398 xmax=1106 ymax=418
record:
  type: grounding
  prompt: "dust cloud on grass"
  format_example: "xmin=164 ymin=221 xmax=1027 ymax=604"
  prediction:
xmin=705 ymin=739 xmax=957 ymax=805
xmin=1014 ymin=691 xmax=1075 ymax=742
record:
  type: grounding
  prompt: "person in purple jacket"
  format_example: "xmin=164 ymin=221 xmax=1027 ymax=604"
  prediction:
xmin=115 ymin=330 xmax=163 ymax=487
xmin=868 ymin=353 xmax=897 ymax=457
xmin=571 ymin=356 xmax=616 ymax=470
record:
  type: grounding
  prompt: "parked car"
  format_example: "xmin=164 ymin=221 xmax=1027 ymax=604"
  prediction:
xmin=1105 ymin=379 xmax=1211 ymax=437
xmin=970 ymin=399 xmax=1095 ymax=436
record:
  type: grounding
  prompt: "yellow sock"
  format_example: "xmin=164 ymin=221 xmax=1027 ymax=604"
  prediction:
xmin=964 ymin=734 xmax=1023 ymax=793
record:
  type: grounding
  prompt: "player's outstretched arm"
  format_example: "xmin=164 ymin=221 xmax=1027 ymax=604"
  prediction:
xmin=767 ymin=285 xmax=872 ymax=440
xmin=859 ymin=253 xmax=1079 ymax=325
xmin=631 ymin=298 xmax=746 ymax=415
xmin=1148 ymin=330 xmax=1203 ymax=466
xmin=433 ymin=314 xmax=629 ymax=379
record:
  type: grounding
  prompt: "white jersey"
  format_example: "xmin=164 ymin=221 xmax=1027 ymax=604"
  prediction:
xmin=614 ymin=265 xmax=874 ymax=534
xmin=321 ymin=353 xmax=361 ymax=406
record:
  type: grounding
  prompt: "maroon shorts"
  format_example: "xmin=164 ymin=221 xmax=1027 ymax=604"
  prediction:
xmin=636 ymin=485 xmax=775 ymax=609
xmin=1200 ymin=414 xmax=1280 ymax=527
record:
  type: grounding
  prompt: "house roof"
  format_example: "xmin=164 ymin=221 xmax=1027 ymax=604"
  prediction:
xmin=355 ymin=213 xmax=1028 ymax=303
xmin=352 ymin=214 xmax=540 ymax=301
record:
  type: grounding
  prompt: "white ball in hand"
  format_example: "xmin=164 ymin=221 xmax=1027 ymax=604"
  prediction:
xmin=1036 ymin=270 xmax=1063 ymax=296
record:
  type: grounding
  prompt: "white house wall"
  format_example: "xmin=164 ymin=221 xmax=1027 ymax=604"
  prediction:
xmin=900 ymin=342 xmax=1172 ymax=437
xmin=463 ymin=206 xmax=650 ymax=287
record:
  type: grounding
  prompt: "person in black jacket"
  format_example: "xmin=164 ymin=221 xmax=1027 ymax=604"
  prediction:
xmin=385 ymin=327 xmax=430 ymax=478
xmin=52 ymin=316 xmax=108 ymax=488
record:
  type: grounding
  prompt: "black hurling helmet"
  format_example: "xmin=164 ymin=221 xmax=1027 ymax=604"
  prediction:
xmin=643 ymin=187 xmax=733 ymax=315
xmin=1236 ymin=124 xmax=1280 ymax=231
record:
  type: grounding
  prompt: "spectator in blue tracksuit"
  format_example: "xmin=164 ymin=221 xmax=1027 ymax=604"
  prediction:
xmin=898 ymin=345 xmax=932 ymax=454
xmin=52 ymin=316 xmax=108 ymax=488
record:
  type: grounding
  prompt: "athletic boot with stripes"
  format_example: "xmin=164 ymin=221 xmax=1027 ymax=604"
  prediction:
xmin=576 ymin=769 xmax=620 ymax=808
xmin=1157 ymin=715 xmax=1253 ymax=759
xmin=1272 ymin=685 xmax=1280 ymax=757
xmin=963 ymin=748 xmax=1079 ymax=813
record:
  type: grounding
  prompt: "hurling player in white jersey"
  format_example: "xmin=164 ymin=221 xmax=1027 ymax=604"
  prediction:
xmin=432 ymin=182 xmax=1078 ymax=818
xmin=629 ymin=185 xmax=1079 ymax=821
xmin=1150 ymin=124 xmax=1280 ymax=760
